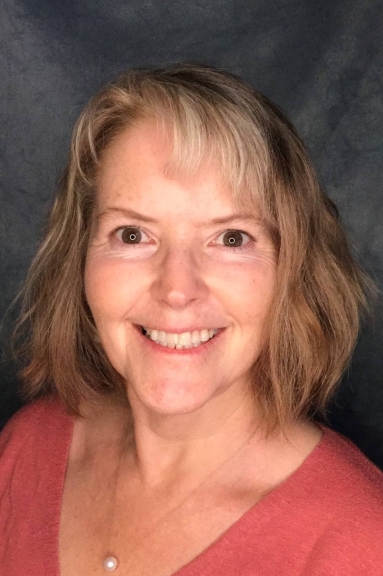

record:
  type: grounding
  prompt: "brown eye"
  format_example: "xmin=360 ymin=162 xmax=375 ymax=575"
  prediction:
xmin=222 ymin=230 xmax=247 ymax=248
xmin=120 ymin=227 xmax=142 ymax=244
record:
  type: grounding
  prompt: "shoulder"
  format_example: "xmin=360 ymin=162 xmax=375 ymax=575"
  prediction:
xmin=317 ymin=424 xmax=383 ymax=505
xmin=1 ymin=395 xmax=69 ymax=438
xmin=0 ymin=395 xmax=73 ymax=470
xmin=304 ymin=425 xmax=383 ymax=571
xmin=0 ymin=396 xmax=74 ymax=571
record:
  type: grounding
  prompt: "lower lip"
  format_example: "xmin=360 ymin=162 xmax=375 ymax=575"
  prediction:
xmin=134 ymin=325 xmax=225 ymax=355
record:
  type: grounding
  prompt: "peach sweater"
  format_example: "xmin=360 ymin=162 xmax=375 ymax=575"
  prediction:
xmin=1 ymin=396 xmax=383 ymax=575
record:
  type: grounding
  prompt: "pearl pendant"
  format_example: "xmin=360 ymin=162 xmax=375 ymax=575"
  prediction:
xmin=103 ymin=555 xmax=119 ymax=572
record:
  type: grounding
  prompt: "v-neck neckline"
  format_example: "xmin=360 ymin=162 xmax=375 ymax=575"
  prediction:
xmin=49 ymin=397 xmax=332 ymax=576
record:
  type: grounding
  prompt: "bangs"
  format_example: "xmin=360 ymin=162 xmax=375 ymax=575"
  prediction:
xmin=134 ymin=82 xmax=275 ymax=223
xmin=76 ymin=75 xmax=279 ymax=235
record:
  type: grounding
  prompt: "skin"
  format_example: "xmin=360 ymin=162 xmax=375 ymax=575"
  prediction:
xmin=60 ymin=120 xmax=323 ymax=574
xmin=84 ymin=119 xmax=282 ymax=469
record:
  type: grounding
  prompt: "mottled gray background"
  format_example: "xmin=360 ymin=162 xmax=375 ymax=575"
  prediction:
xmin=1 ymin=0 xmax=382 ymax=467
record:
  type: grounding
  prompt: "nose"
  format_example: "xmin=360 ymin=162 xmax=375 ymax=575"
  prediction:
xmin=151 ymin=245 xmax=208 ymax=309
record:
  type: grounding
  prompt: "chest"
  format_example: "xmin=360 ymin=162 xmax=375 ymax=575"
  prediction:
xmin=59 ymin=467 xmax=267 ymax=576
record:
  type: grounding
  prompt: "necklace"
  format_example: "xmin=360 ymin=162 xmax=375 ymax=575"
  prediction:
xmin=101 ymin=423 xmax=260 ymax=572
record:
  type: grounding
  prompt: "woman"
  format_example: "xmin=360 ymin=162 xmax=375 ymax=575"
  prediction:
xmin=1 ymin=63 xmax=383 ymax=576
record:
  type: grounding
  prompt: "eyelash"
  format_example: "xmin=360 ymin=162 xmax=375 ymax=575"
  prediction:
xmin=112 ymin=226 xmax=146 ymax=247
xmin=219 ymin=231 xmax=253 ymax=251
xmin=111 ymin=225 xmax=254 ymax=252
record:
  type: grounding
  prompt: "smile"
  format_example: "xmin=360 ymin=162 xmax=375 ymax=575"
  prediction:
xmin=141 ymin=327 xmax=220 ymax=350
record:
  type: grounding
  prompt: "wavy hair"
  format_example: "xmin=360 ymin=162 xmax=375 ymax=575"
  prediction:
xmin=12 ymin=63 xmax=374 ymax=435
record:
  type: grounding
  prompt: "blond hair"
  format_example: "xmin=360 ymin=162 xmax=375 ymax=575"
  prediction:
xmin=13 ymin=63 xmax=374 ymax=435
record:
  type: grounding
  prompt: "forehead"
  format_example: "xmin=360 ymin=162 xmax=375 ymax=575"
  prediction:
xmin=96 ymin=121 xmax=251 ymax=217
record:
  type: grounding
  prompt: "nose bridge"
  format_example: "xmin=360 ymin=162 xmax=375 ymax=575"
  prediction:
xmin=152 ymin=241 xmax=206 ymax=308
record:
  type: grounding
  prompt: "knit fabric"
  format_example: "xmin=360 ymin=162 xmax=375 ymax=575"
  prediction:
xmin=1 ymin=396 xmax=383 ymax=575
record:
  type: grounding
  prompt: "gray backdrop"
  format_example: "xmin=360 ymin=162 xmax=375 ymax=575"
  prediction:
xmin=1 ymin=0 xmax=383 ymax=467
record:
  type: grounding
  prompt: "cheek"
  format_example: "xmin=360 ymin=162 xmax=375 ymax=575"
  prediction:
xmin=84 ymin=254 xmax=143 ymax=320
xmin=212 ymin=260 xmax=275 ymax=321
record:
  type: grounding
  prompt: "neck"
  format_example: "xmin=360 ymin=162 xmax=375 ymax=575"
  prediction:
xmin=76 ymin=390 xmax=321 ymax=505
xmin=125 ymin=386 xmax=266 ymax=488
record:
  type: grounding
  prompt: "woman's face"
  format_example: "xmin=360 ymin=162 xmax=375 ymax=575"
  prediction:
xmin=85 ymin=121 xmax=276 ymax=418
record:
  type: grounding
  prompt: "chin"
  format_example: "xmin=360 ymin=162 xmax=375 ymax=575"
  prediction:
xmin=129 ymin=380 xmax=214 ymax=417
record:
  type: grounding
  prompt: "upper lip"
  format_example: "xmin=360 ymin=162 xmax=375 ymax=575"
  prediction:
xmin=137 ymin=324 xmax=224 ymax=334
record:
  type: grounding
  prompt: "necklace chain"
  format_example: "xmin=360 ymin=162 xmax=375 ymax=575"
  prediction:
xmin=102 ymin=423 xmax=260 ymax=571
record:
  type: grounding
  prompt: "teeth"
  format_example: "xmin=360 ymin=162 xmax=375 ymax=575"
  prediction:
xmin=166 ymin=333 xmax=176 ymax=349
xmin=200 ymin=329 xmax=210 ymax=342
xmin=142 ymin=327 xmax=219 ymax=349
xmin=158 ymin=331 xmax=166 ymax=344
xmin=175 ymin=332 xmax=192 ymax=349
xmin=191 ymin=330 xmax=201 ymax=347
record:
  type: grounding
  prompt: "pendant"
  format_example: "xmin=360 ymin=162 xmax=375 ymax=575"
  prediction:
xmin=103 ymin=555 xmax=119 ymax=572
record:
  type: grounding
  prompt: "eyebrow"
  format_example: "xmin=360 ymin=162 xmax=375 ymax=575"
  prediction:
xmin=96 ymin=207 xmax=158 ymax=225
xmin=96 ymin=207 xmax=261 ymax=227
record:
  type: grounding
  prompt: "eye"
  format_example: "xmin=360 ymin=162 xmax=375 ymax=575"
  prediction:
xmin=115 ymin=226 xmax=147 ymax=245
xmin=216 ymin=229 xmax=253 ymax=249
